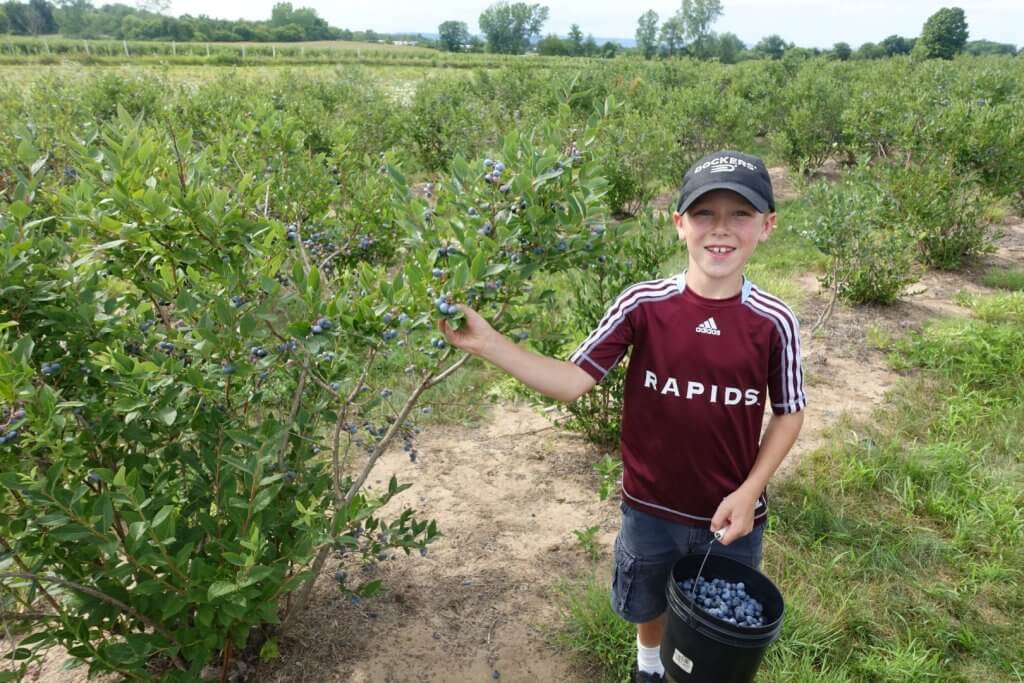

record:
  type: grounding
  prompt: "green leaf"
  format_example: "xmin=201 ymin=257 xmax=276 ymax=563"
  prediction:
xmin=160 ymin=594 xmax=188 ymax=620
xmin=30 ymin=155 xmax=49 ymax=178
xmin=356 ymin=578 xmax=383 ymax=598
xmin=16 ymin=138 xmax=37 ymax=167
xmin=9 ymin=201 xmax=30 ymax=222
xmin=152 ymin=505 xmax=174 ymax=528
xmin=155 ymin=407 xmax=177 ymax=426
xmin=208 ymin=581 xmax=239 ymax=600
xmin=197 ymin=604 xmax=214 ymax=627
xmin=470 ymin=251 xmax=486 ymax=281
xmin=259 ymin=638 xmax=280 ymax=661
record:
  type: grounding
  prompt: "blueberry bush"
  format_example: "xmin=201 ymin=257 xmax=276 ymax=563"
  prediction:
xmin=0 ymin=69 xmax=612 ymax=680
xmin=800 ymin=164 xmax=919 ymax=306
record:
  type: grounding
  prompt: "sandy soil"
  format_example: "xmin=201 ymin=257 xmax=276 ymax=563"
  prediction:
xmin=6 ymin=177 xmax=1022 ymax=683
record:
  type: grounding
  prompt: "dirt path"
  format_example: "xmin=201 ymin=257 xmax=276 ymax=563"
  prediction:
xmin=258 ymin=404 xmax=618 ymax=683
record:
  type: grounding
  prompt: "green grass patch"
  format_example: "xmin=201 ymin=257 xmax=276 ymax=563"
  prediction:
xmin=555 ymin=291 xmax=1024 ymax=682
xmin=982 ymin=267 xmax=1024 ymax=292
xmin=553 ymin=571 xmax=636 ymax=683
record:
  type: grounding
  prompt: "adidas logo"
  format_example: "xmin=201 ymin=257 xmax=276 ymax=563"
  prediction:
xmin=695 ymin=317 xmax=721 ymax=336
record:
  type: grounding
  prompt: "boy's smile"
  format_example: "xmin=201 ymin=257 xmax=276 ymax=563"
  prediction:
xmin=673 ymin=190 xmax=776 ymax=299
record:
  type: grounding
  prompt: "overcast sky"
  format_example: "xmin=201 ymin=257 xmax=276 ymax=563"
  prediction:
xmin=158 ymin=0 xmax=1022 ymax=48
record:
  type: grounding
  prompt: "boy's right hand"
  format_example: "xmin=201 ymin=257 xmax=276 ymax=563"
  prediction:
xmin=438 ymin=304 xmax=496 ymax=357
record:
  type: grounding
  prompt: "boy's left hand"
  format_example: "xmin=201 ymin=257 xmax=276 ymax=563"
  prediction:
xmin=710 ymin=486 xmax=760 ymax=545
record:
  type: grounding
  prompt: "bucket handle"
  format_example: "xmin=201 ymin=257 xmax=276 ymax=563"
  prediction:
xmin=686 ymin=527 xmax=728 ymax=624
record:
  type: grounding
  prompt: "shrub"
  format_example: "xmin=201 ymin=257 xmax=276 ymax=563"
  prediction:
xmin=530 ymin=214 xmax=675 ymax=446
xmin=0 ymin=93 xmax=614 ymax=680
xmin=801 ymin=165 xmax=918 ymax=305
xmin=885 ymin=159 xmax=993 ymax=270
xmin=663 ymin=78 xmax=756 ymax=181
xmin=592 ymin=102 xmax=674 ymax=216
xmin=406 ymin=78 xmax=494 ymax=171
xmin=769 ymin=60 xmax=851 ymax=172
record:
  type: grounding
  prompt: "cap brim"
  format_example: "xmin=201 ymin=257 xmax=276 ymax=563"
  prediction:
xmin=677 ymin=182 xmax=772 ymax=214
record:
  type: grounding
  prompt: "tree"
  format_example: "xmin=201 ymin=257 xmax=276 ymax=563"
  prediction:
xmin=600 ymin=39 xmax=619 ymax=58
xmin=881 ymin=34 xmax=912 ymax=56
xmin=0 ymin=6 xmax=8 ymax=33
xmin=854 ymin=41 xmax=885 ymax=59
xmin=567 ymin=22 xmax=583 ymax=55
xmin=53 ymin=0 xmax=92 ymax=37
xmin=832 ymin=41 xmax=852 ymax=60
xmin=536 ymin=32 xmax=569 ymax=55
xmin=437 ymin=20 xmax=470 ymax=52
xmin=659 ymin=14 xmax=685 ymax=57
xmin=635 ymin=10 xmax=659 ymax=60
xmin=27 ymin=0 xmax=59 ymax=34
xmin=963 ymin=39 xmax=1016 ymax=56
xmin=914 ymin=6 xmax=968 ymax=59
xmin=680 ymin=0 xmax=723 ymax=58
xmin=753 ymin=34 xmax=787 ymax=60
xmin=478 ymin=1 xmax=549 ymax=54
xmin=710 ymin=31 xmax=745 ymax=63
xmin=582 ymin=33 xmax=598 ymax=56
xmin=134 ymin=0 xmax=170 ymax=12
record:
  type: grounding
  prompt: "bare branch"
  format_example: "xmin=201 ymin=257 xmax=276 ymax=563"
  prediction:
xmin=426 ymin=352 xmax=471 ymax=389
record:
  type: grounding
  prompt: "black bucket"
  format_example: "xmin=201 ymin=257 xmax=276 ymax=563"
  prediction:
xmin=660 ymin=553 xmax=784 ymax=683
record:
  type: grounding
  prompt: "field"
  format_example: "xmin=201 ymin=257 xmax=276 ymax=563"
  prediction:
xmin=1 ymin=50 xmax=1023 ymax=683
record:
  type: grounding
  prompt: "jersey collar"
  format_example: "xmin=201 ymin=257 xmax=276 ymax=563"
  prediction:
xmin=678 ymin=271 xmax=752 ymax=304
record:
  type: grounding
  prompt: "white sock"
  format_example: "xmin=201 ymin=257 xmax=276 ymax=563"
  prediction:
xmin=637 ymin=634 xmax=665 ymax=675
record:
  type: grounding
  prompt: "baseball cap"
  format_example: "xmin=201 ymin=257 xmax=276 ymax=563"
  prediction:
xmin=676 ymin=150 xmax=775 ymax=215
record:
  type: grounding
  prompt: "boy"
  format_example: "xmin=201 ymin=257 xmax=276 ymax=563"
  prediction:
xmin=439 ymin=150 xmax=806 ymax=682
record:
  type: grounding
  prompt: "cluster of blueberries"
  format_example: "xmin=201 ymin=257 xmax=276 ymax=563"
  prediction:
xmin=400 ymin=423 xmax=420 ymax=463
xmin=343 ymin=417 xmax=404 ymax=458
xmin=380 ymin=310 xmax=410 ymax=343
xmin=435 ymin=292 xmax=458 ymax=317
xmin=483 ymin=159 xmax=508 ymax=192
xmin=40 ymin=361 xmax=61 ymax=376
xmin=0 ymin=408 xmax=26 ymax=445
xmin=681 ymin=576 xmax=767 ymax=628
xmin=311 ymin=317 xmax=332 ymax=335
xmin=284 ymin=223 xmax=376 ymax=268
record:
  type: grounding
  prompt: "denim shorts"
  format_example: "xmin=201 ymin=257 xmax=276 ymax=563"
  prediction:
xmin=610 ymin=502 xmax=765 ymax=624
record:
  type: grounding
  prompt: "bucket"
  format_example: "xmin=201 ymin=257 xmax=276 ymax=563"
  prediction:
xmin=660 ymin=553 xmax=784 ymax=683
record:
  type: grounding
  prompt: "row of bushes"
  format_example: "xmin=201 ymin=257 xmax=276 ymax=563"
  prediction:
xmin=801 ymin=158 xmax=995 ymax=305
xmin=3 ymin=55 xmax=1022 ymax=214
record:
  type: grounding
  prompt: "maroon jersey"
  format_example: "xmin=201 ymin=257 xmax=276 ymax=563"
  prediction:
xmin=569 ymin=273 xmax=806 ymax=526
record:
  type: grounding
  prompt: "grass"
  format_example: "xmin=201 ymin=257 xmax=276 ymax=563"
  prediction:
xmin=982 ymin=267 xmax=1024 ymax=292
xmin=555 ymin=291 xmax=1024 ymax=682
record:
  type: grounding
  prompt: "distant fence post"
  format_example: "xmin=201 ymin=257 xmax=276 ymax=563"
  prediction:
xmin=272 ymin=45 xmax=276 ymax=58
xmin=206 ymin=43 xmax=210 ymax=56
xmin=172 ymin=40 xmax=176 ymax=56
xmin=83 ymin=39 xmax=90 ymax=54
xmin=123 ymin=40 xmax=129 ymax=57
xmin=241 ymin=44 xmax=246 ymax=59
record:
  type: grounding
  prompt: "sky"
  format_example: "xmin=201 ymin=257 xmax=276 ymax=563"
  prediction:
xmin=158 ymin=0 xmax=1023 ymax=48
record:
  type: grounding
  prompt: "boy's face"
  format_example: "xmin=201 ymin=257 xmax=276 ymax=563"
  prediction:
xmin=673 ymin=189 xmax=776 ymax=292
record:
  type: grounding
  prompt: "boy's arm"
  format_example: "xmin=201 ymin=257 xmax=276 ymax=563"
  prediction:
xmin=711 ymin=409 xmax=805 ymax=545
xmin=439 ymin=304 xmax=597 ymax=403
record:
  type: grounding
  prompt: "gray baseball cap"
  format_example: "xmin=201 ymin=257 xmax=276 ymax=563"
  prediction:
xmin=676 ymin=150 xmax=775 ymax=214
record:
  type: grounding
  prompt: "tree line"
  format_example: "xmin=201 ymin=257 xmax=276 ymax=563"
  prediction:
xmin=0 ymin=0 xmax=424 ymax=44
xmin=631 ymin=3 xmax=1016 ymax=62
xmin=439 ymin=1 xmax=1017 ymax=60
xmin=0 ymin=0 xmax=1017 ymax=59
